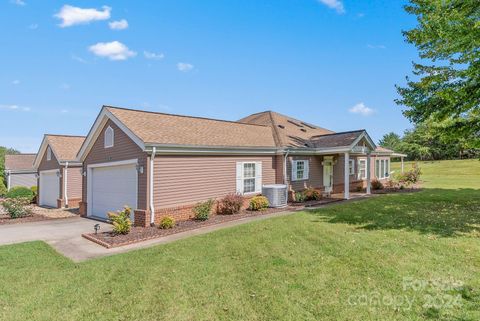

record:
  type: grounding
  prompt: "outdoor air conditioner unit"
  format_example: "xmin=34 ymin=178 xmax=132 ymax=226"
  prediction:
xmin=262 ymin=184 xmax=288 ymax=208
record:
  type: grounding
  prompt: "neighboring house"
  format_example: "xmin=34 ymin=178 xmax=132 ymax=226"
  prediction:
xmin=33 ymin=135 xmax=85 ymax=208
xmin=4 ymin=154 xmax=37 ymax=190
xmin=77 ymin=106 xmax=405 ymax=226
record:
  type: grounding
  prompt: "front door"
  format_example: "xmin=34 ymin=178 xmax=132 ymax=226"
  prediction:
xmin=323 ymin=157 xmax=334 ymax=193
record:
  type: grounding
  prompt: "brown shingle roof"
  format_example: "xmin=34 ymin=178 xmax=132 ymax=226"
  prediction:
xmin=238 ymin=111 xmax=334 ymax=147
xmin=310 ymin=130 xmax=365 ymax=148
xmin=4 ymin=154 xmax=36 ymax=171
xmin=106 ymin=106 xmax=276 ymax=148
xmin=375 ymin=146 xmax=394 ymax=153
xmin=46 ymin=135 xmax=86 ymax=161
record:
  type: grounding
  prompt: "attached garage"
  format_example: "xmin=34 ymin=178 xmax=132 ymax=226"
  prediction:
xmin=87 ymin=161 xmax=138 ymax=220
xmin=39 ymin=170 xmax=60 ymax=207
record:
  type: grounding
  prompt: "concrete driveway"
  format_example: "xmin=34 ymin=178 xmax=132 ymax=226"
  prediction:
xmin=0 ymin=217 xmax=115 ymax=261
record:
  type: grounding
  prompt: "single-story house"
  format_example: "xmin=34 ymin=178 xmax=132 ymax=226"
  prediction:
xmin=4 ymin=154 xmax=37 ymax=190
xmin=76 ymin=106 xmax=404 ymax=226
xmin=33 ymin=135 xmax=85 ymax=208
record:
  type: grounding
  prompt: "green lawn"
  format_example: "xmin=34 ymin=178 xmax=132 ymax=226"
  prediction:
xmin=0 ymin=160 xmax=479 ymax=321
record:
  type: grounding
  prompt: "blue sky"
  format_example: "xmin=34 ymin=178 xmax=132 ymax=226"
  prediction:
xmin=1 ymin=0 xmax=417 ymax=153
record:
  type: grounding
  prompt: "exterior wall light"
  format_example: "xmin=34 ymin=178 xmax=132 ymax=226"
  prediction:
xmin=136 ymin=165 xmax=144 ymax=174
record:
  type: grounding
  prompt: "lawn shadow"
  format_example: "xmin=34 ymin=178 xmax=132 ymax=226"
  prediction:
xmin=308 ymin=188 xmax=480 ymax=237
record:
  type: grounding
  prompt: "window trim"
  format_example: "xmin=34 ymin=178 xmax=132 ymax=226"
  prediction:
xmin=358 ymin=159 xmax=367 ymax=179
xmin=104 ymin=126 xmax=114 ymax=148
xmin=292 ymin=159 xmax=309 ymax=181
xmin=47 ymin=146 xmax=52 ymax=161
xmin=375 ymin=158 xmax=390 ymax=179
xmin=236 ymin=161 xmax=262 ymax=195
xmin=349 ymin=159 xmax=355 ymax=175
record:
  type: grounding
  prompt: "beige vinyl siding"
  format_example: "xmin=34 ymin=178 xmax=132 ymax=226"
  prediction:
xmin=82 ymin=119 xmax=149 ymax=210
xmin=9 ymin=173 xmax=37 ymax=189
xmin=65 ymin=166 xmax=82 ymax=199
xmin=153 ymin=155 xmax=276 ymax=209
xmin=286 ymin=155 xmax=323 ymax=191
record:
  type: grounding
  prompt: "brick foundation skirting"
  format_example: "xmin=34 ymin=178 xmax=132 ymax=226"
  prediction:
xmin=134 ymin=196 xmax=256 ymax=227
xmin=57 ymin=198 xmax=82 ymax=209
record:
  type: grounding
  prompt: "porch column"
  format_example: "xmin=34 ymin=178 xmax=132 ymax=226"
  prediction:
xmin=366 ymin=153 xmax=371 ymax=194
xmin=344 ymin=152 xmax=350 ymax=199
xmin=401 ymin=156 xmax=404 ymax=173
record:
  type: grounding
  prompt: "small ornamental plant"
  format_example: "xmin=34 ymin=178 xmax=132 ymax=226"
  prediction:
xmin=294 ymin=191 xmax=307 ymax=203
xmin=193 ymin=199 xmax=214 ymax=221
xmin=304 ymin=188 xmax=321 ymax=201
xmin=2 ymin=197 xmax=32 ymax=218
xmin=108 ymin=206 xmax=132 ymax=235
xmin=159 ymin=216 xmax=175 ymax=229
xmin=371 ymin=179 xmax=384 ymax=190
xmin=217 ymin=193 xmax=244 ymax=215
xmin=248 ymin=196 xmax=269 ymax=211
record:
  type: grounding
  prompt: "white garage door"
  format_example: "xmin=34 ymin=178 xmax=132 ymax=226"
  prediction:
xmin=39 ymin=171 xmax=59 ymax=208
xmin=90 ymin=164 xmax=137 ymax=220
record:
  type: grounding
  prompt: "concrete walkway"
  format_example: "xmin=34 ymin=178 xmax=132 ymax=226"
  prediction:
xmin=0 ymin=195 xmax=374 ymax=262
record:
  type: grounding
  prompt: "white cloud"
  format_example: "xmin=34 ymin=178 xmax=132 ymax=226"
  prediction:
xmin=12 ymin=80 xmax=20 ymax=85
xmin=109 ymin=19 xmax=128 ymax=30
xmin=349 ymin=102 xmax=374 ymax=116
xmin=144 ymin=51 xmax=164 ymax=60
xmin=88 ymin=41 xmax=136 ymax=61
xmin=28 ymin=23 xmax=38 ymax=29
xmin=11 ymin=0 xmax=26 ymax=6
xmin=54 ymin=5 xmax=111 ymax=27
xmin=0 ymin=104 xmax=30 ymax=112
xmin=317 ymin=0 xmax=345 ymax=14
xmin=61 ymin=109 xmax=69 ymax=113
xmin=367 ymin=44 xmax=386 ymax=49
xmin=177 ymin=62 xmax=194 ymax=72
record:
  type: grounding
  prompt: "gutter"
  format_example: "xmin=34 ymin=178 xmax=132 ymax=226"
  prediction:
xmin=149 ymin=147 xmax=156 ymax=226
xmin=64 ymin=162 xmax=68 ymax=207
xmin=283 ymin=150 xmax=289 ymax=202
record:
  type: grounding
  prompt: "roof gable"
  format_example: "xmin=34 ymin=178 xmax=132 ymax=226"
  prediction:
xmin=34 ymin=135 xmax=85 ymax=168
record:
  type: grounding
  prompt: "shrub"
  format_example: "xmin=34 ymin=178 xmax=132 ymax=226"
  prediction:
xmin=294 ymin=191 xmax=306 ymax=203
xmin=2 ymin=197 xmax=31 ymax=218
xmin=0 ymin=181 xmax=6 ymax=197
xmin=193 ymin=199 xmax=214 ymax=221
xmin=108 ymin=206 xmax=132 ymax=235
xmin=217 ymin=193 xmax=244 ymax=215
xmin=30 ymin=186 xmax=38 ymax=203
xmin=371 ymin=179 xmax=384 ymax=190
xmin=6 ymin=186 xmax=35 ymax=202
xmin=395 ymin=165 xmax=422 ymax=187
xmin=159 ymin=216 xmax=175 ymax=229
xmin=304 ymin=188 xmax=321 ymax=201
xmin=355 ymin=186 xmax=364 ymax=192
xmin=249 ymin=195 xmax=269 ymax=211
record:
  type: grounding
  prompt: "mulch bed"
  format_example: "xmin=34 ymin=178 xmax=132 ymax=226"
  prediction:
xmin=83 ymin=206 xmax=301 ymax=249
xmin=0 ymin=213 xmax=56 ymax=225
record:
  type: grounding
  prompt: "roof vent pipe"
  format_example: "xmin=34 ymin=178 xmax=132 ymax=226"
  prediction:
xmin=149 ymin=147 xmax=156 ymax=226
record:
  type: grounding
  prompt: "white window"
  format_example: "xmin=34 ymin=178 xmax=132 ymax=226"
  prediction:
xmin=236 ymin=162 xmax=262 ymax=194
xmin=292 ymin=160 xmax=309 ymax=181
xmin=104 ymin=126 xmax=114 ymax=148
xmin=349 ymin=159 xmax=355 ymax=175
xmin=47 ymin=146 xmax=52 ymax=161
xmin=375 ymin=159 xmax=390 ymax=179
xmin=358 ymin=159 xmax=367 ymax=179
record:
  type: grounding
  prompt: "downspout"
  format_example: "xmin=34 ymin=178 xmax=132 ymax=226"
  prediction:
xmin=149 ymin=147 xmax=156 ymax=226
xmin=283 ymin=150 xmax=289 ymax=202
xmin=6 ymin=170 xmax=11 ymax=191
xmin=64 ymin=162 xmax=68 ymax=208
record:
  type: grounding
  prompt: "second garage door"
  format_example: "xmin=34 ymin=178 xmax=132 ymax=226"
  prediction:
xmin=90 ymin=164 xmax=137 ymax=220
xmin=39 ymin=171 xmax=60 ymax=207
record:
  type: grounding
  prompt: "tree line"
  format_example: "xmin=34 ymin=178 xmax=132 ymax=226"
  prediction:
xmin=0 ymin=146 xmax=20 ymax=195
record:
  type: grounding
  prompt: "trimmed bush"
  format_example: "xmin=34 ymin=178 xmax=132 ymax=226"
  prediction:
xmin=304 ymin=188 xmax=321 ymax=201
xmin=294 ymin=191 xmax=306 ymax=203
xmin=371 ymin=179 xmax=384 ymax=190
xmin=217 ymin=193 xmax=244 ymax=215
xmin=108 ymin=206 xmax=132 ymax=235
xmin=193 ymin=199 xmax=214 ymax=221
xmin=6 ymin=186 xmax=35 ymax=202
xmin=2 ymin=197 xmax=31 ymax=218
xmin=249 ymin=196 xmax=269 ymax=211
xmin=395 ymin=165 xmax=422 ymax=187
xmin=159 ymin=216 xmax=175 ymax=229
xmin=30 ymin=186 xmax=38 ymax=203
xmin=0 ymin=182 xmax=6 ymax=197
